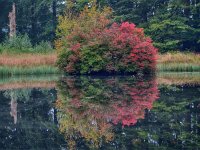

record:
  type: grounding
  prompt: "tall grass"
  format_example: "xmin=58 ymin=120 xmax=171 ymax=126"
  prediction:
xmin=157 ymin=63 xmax=200 ymax=72
xmin=158 ymin=52 xmax=200 ymax=72
xmin=0 ymin=53 xmax=57 ymax=67
xmin=0 ymin=66 xmax=59 ymax=76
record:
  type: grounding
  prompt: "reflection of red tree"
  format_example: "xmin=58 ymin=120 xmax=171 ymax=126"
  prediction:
xmin=57 ymin=77 xmax=159 ymax=148
xmin=110 ymin=80 xmax=159 ymax=126
xmin=61 ymin=78 xmax=158 ymax=127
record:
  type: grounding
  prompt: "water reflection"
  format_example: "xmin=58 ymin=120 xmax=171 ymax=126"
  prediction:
xmin=10 ymin=98 xmax=17 ymax=124
xmin=56 ymin=76 xmax=159 ymax=148
xmin=0 ymin=74 xmax=199 ymax=149
xmin=0 ymin=88 xmax=65 ymax=149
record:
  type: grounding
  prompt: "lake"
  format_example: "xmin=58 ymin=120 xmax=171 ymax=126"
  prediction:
xmin=0 ymin=73 xmax=200 ymax=150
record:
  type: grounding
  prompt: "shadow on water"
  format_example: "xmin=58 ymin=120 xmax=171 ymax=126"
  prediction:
xmin=0 ymin=73 xmax=199 ymax=149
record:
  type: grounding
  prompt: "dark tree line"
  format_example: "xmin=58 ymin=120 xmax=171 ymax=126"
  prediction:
xmin=0 ymin=0 xmax=65 ymax=44
xmin=106 ymin=0 xmax=200 ymax=52
xmin=0 ymin=0 xmax=199 ymax=52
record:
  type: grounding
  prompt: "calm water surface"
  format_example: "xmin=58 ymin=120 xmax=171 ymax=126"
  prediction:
xmin=0 ymin=74 xmax=200 ymax=150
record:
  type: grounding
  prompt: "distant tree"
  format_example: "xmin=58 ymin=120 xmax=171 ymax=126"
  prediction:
xmin=0 ymin=0 xmax=13 ymax=42
xmin=0 ymin=0 xmax=65 ymax=44
xmin=146 ymin=0 xmax=199 ymax=52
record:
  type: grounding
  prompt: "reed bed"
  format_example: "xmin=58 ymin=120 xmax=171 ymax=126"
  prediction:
xmin=158 ymin=52 xmax=200 ymax=72
xmin=0 ymin=53 xmax=59 ymax=75
xmin=0 ymin=53 xmax=57 ymax=67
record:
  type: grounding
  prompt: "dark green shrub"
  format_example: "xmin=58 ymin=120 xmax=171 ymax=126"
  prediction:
xmin=2 ymin=34 xmax=32 ymax=53
xmin=34 ymin=41 xmax=54 ymax=53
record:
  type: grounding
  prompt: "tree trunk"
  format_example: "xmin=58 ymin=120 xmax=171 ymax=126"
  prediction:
xmin=8 ymin=3 xmax=16 ymax=38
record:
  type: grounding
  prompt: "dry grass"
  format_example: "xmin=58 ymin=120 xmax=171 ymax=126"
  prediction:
xmin=158 ymin=52 xmax=200 ymax=72
xmin=0 ymin=53 xmax=57 ymax=67
xmin=158 ymin=52 xmax=200 ymax=64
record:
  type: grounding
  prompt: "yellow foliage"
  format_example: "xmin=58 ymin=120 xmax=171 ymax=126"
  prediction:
xmin=56 ymin=100 xmax=114 ymax=148
xmin=55 ymin=2 xmax=112 ymax=54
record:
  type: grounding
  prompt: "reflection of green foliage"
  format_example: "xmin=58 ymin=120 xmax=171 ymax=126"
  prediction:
xmin=58 ymin=76 xmax=150 ymax=104
xmin=56 ymin=76 xmax=158 ymax=149
xmin=4 ymin=89 xmax=32 ymax=101
xmin=116 ymin=84 xmax=200 ymax=149
xmin=4 ymin=88 xmax=56 ymax=103
xmin=57 ymin=76 xmax=200 ymax=149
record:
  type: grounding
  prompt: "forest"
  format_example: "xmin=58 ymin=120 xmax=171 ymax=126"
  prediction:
xmin=0 ymin=1 xmax=200 ymax=149
xmin=1 ymin=0 xmax=199 ymax=52
xmin=0 ymin=0 xmax=200 ymax=75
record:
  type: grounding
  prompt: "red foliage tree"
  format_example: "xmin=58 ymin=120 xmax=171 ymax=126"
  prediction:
xmin=58 ymin=22 xmax=158 ymax=74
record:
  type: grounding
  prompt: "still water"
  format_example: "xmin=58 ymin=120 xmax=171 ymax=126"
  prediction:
xmin=0 ymin=73 xmax=200 ymax=150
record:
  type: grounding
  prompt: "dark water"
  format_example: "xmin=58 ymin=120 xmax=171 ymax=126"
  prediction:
xmin=0 ymin=75 xmax=200 ymax=150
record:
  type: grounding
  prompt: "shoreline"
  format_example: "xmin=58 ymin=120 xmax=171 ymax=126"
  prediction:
xmin=0 ymin=52 xmax=199 ymax=75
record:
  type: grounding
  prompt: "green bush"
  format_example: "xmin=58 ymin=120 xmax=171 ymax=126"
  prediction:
xmin=0 ymin=34 xmax=55 ymax=54
xmin=34 ymin=41 xmax=54 ymax=53
xmin=2 ymin=34 xmax=32 ymax=53
xmin=0 ymin=43 xmax=3 ymax=53
xmin=80 ymin=45 xmax=108 ymax=74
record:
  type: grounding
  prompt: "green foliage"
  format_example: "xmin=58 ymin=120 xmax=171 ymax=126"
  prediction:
xmin=0 ymin=35 xmax=54 ymax=54
xmin=80 ymin=45 xmax=107 ymax=74
xmin=34 ymin=41 xmax=54 ymax=53
xmin=2 ymin=34 xmax=32 ymax=53
xmin=0 ymin=0 xmax=65 ymax=44
xmin=56 ymin=4 xmax=157 ymax=75
xmin=0 ymin=43 xmax=4 ymax=53
xmin=146 ymin=14 xmax=195 ymax=52
xmin=107 ymin=0 xmax=200 ymax=52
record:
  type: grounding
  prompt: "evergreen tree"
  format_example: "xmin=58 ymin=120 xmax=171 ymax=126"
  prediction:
xmin=146 ymin=0 xmax=199 ymax=52
xmin=0 ymin=0 xmax=65 ymax=44
xmin=0 ymin=0 xmax=13 ymax=42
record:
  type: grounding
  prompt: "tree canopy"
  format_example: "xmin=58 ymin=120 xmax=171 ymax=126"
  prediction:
xmin=0 ymin=0 xmax=199 ymax=52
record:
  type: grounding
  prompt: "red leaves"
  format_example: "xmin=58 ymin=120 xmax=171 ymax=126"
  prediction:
xmin=70 ymin=43 xmax=81 ymax=53
xmin=120 ymin=22 xmax=136 ymax=33
xmin=100 ymin=22 xmax=157 ymax=72
xmin=62 ymin=21 xmax=157 ymax=74
xmin=60 ymin=77 xmax=159 ymax=128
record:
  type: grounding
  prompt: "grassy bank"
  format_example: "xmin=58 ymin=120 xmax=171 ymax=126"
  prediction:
xmin=157 ymin=52 xmax=200 ymax=72
xmin=0 ymin=52 xmax=200 ymax=75
xmin=0 ymin=53 xmax=59 ymax=76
